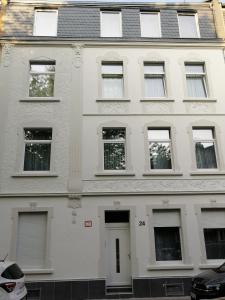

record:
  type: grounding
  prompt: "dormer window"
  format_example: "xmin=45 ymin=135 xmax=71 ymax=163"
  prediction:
xmin=178 ymin=13 xmax=199 ymax=38
xmin=33 ymin=9 xmax=58 ymax=36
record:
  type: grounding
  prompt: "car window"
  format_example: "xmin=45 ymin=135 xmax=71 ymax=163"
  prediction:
xmin=1 ymin=264 xmax=24 ymax=279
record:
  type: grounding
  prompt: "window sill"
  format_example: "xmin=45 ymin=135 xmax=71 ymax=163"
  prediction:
xmin=199 ymin=264 xmax=222 ymax=269
xmin=190 ymin=171 xmax=225 ymax=176
xmin=140 ymin=98 xmax=174 ymax=102
xmin=22 ymin=268 xmax=54 ymax=275
xmin=12 ymin=173 xmax=58 ymax=178
xmin=147 ymin=264 xmax=194 ymax=270
xmin=183 ymin=98 xmax=217 ymax=103
xmin=143 ymin=171 xmax=183 ymax=176
xmin=95 ymin=172 xmax=135 ymax=177
xmin=20 ymin=97 xmax=60 ymax=102
xmin=96 ymin=98 xmax=130 ymax=102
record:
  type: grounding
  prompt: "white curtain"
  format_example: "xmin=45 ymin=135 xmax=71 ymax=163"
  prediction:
xmin=187 ymin=77 xmax=206 ymax=97
xmin=145 ymin=77 xmax=165 ymax=97
xmin=103 ymin=78 xmax=123 ymax=98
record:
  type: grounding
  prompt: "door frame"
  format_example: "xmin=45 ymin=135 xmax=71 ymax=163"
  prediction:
xmin=98 ymin=205 xmax=137 ymax=284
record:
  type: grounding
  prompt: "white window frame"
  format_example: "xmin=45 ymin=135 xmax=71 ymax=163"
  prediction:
xmin=100 ymin=11 xmax=122 ymax=37
xmin=178 ymin=13 xmax=200 ymax=38
xmin=140 ymin=12 xmax=161 ymax=38
xmin=101 ymin=62 xmax=124 ymax=99
xmin=23 ymin=128 xmax=53 ymax=172
xmin=192 ymin=127 xmax=218 ymax=170
xmin=185 ymin=62 xmax=208 ymax=98
xmin=10 ymin=207 xmax=53 ymax=273
xmin=33 ymin=9 xmax=58 ymax=37
xmin=29 ymin=61 xmax=55 ymax=98
xmin=144 ymin=62 xmax=167 ymax=98
xmin=147 ymin=128 xmax=173 ymax=170
xmin=102 ymin=127 xmax=126 ymax=171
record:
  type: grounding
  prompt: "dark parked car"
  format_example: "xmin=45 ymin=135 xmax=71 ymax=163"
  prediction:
xmin=191 ymin=262 xmax=225 ymax=300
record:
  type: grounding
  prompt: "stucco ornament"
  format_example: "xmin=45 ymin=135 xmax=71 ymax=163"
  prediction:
xmin=68 ymin=194 xmax=82 ymax=224
xmin=72 ymin=43 xmax=83 ymax=68
xmin=2 ymin=43 xmax=14 ymax=67
xmin=84 ymin=179 xmax=225 ymax=193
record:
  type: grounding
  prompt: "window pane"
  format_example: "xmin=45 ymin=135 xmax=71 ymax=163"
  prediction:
xmin=185 ymin=64 xmax=204 ymax=73
xmin=149 ymin=142 xmax=172 ymax=169
xmin=101 ymin=12 xmax=121 ymax=37
xmin=204 ymin=228 xmax=225 ymax=259
xmin=34 ymin=11 xmax=58 ymax=36
xmin=144 ymin=64 xmax=164 ymax=74
xmin=24 ymin=144 xmax=51 ymax=171
xmin=193 ymin=129 xmax=213 ymax=140
xmin=195 ymin=142 xmax=217 ymax=169
xmin=102 ymin=64 xmax=123 ymax=74
xmin=154 ymin=227 xmax=182 ymax=261
xmin=140 ymin=13 xmax=161 ymax=37
xmin=104 ymin=143 xmax=125 ymax=170
xmin=24 ymin=129 xmax=52 ymax=140
xmin=148 ymin=129 xmax=170 ymax=140
xmin=179 ymin=15 xmax=198 ymax=38
xmin=187 ymin=77 xmax=206 ymax=98
xmin=145 ymin=77 xmax=165 ymax=97
xmin=29 ymin=74 xmax=54 ymax=97
xmin=30 ymin=63 xmax=55 ymax=73
xmin=102 ymin=78 xmax=123 ymax=98
xmin=103 ymin=128 xmax=125 ymax=140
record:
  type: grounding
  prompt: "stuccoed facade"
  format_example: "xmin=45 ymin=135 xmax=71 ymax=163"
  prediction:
xmin=1 ymin=0 xmax=225 ymax=298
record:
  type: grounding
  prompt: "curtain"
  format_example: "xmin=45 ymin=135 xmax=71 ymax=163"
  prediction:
xmin=104 ymin=143 xmax=125 ymax=170
xmin=102 ymin=78 xmax=123 ymax=98
xmin=145 ymin=77 xmax=165 ymax=97
xmin=187 ymin=77 xmax=206 ymax=98
xmin=195 ymin=142 xmax=217 ymax=168
xmin=154 ymin=227 xmax=182 ymax=261
xmin=150 ymin=142 xmax=172 ymax=169
xmin=24 ymin=143 xmax=51 ymax=171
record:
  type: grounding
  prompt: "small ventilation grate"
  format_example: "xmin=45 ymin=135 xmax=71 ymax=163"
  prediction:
xmin=164 ymin=283 xmax=184 ymax=296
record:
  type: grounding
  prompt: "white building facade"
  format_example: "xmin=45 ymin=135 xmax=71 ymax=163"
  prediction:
xmin=1 ymin=0 xmax=225 ymax=298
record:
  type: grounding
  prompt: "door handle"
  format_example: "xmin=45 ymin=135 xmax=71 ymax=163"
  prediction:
xmin=128 ymin=253 xmax=131 ymax=260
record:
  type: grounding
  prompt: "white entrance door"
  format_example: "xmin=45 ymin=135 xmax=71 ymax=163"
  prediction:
xmin=106 ymin=223 xmax=131 ymax=286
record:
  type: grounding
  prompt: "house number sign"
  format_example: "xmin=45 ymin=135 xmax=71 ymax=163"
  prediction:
xmin=138 ymin=221 xmax=146 ymax=226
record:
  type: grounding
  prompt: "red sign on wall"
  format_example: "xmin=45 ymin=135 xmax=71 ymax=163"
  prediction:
xmin=84 ymin=220 xmax=92 ymax=227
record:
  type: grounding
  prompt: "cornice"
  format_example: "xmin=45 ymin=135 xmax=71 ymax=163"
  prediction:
xmin=0 ymin=39 xmax=224 ymax=48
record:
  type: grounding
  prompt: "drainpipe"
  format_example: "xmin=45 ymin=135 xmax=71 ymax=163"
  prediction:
xmin=212 ymin=0 xmax=225 ymax=39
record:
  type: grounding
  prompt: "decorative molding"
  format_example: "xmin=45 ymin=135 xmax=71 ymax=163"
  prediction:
xmin=72 ymin=44 xmax=83 ymax=68
xmin=83 ymin=179 xmax=225 ymax=193
xmin=68 ymin=195 xmax=82 ymax=224
xmin=2 ymin=43 xmax=14 ymax=67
